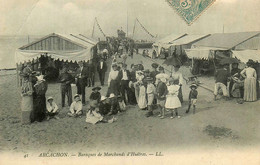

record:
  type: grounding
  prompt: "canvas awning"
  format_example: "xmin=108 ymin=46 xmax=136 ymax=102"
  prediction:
xmin=232 ymin=50 xmax=260 ymax=63
xmin=192 ymin=32 xmax=260 ymax=50
xmin=15 ymin=49 xmax=92 ymax=64
xmin=169 ymin=34 xmax=210 ymax=46
xmin=185 ymin=48 xmax=218 ymax=60
xmin=153 ymin=34 xmax=187 ymax=48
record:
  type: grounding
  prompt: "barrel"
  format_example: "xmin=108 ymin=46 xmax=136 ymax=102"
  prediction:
xmin=21 ymin=95 xmax=33 ymax=124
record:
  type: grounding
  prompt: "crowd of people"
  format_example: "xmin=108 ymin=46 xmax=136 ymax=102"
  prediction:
xmin=19 ymin=44 xmax=259 ymax=125
xmin=104 ymin=52 xmax=198 ymax=118
xmin=214 ymin=59 xmax=258 ymax=102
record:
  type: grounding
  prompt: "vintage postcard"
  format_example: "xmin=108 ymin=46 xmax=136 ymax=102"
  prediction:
xmin=0 ymin=0 xmax=260 ymax=164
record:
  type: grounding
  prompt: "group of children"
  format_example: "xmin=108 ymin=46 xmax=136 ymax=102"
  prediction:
xmin=46 ymin=86 xmax=126 ymax=125
xmin=135 ymin=64 xmax=199 ymax=119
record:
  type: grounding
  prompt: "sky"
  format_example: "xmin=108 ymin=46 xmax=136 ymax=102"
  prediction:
xmin=0 ymin=0 xmax=260 ymax=40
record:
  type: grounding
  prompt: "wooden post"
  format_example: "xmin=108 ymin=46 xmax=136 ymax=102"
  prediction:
xmin=16 ymin=63 xmax=19 ymax=87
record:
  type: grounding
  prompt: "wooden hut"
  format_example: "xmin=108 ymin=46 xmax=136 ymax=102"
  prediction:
xmin=15 ymin=33 xmax=97 ymax=124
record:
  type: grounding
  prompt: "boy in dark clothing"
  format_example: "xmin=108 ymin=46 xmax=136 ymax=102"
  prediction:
xmin=186 ymin=84 xmax=198 ymax=114
xmin=90 ymin=87 xmax=101 ymax=103
xmin=156 ymin=76 xmax=168 ymax=118
xmin=107 ymin=93 xmax=120 ymax=115
xmin=99 ymin=96 xmax=111 ymax=116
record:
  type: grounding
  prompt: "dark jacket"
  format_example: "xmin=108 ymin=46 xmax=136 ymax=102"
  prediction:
xmin=189 ymin=89 xmax=198 ymax=99
xmin=97 ymin=61 xmax=107 ymax=73
xmin=99 ymin=102 xmax=111 ymax=116
xmin=215 ymin=68 xmax=230 ymax=86
xmin=156 ymin=81 xmax=167 ymax=100
xmin=130 ymin=71 xmax=136 ymax=82
xmin=118 ymin=69 xmax=131 ymax=81
xmin=59 ymin=72 xmax=74 ymax=86
xmin=89 ymin=92 xmax=101 ymax=102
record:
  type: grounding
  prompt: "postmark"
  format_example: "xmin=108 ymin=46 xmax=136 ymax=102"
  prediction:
xmin=166 ymin=0 xmax=216 ymax=25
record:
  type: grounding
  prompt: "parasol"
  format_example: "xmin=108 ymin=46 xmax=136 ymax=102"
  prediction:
xmin=163 ymin=56 xmax=182 ymax=74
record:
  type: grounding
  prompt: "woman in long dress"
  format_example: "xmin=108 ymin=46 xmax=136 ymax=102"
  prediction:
xmin=240 ymin=60 xmax=257 ymax=102
xmin=30 ymin=75 xmax=48 ymax=122
xmin=138 ymin=81 xmax=147 ymax=110
xmin=107 ymin=64 xmax=120 ymax=96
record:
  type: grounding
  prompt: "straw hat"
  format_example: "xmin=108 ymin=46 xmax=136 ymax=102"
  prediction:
xmin=92 ymin=87 xmax=101 ymax=91
xmin=47 ymin=96 xmax=54 ymax=101
xmin=160 ymin=77 xmax=167 ymax=83
xmin=156 ymin=74 xmax=163 ymax=79
xmin=74 ymin=94 xmax=80 ymax=99
xmin=36 ymin=75 xmax=44 ymax=81
xmin=100 ymin=96 xmax=107 ymax=101
xmin=151 ymin=63 xmax=159 ymax=68
xmin=190 ymin=83 xmax=197 ymax=89
xmin=109 ymin=93 xmax=115 ymax=98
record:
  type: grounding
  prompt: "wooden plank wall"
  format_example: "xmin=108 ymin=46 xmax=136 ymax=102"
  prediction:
xmin=22 ymin=36 xmax=84 ymax=51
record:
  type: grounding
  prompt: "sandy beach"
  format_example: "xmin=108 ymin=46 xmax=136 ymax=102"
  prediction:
xmin=0 ymin=54 xmax=260 ymax=156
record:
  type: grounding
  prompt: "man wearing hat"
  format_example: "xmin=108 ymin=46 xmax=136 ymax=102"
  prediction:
xmin=87 ymin=59 xmax=96 ymax=87
xmin=76 ymin=61 xmax=88 ymax=105
xmin=107 ymin=93 xmax=120 ymax=115
xmin=118 ymin=64 xmax=131 ymax=104
xmin=59 ymin=66 xmax=74 ymax=107
xmin=99 ymin=96 xmax=110 ymax=116
xmin=46 ymin=96 xmax=59 ymax=120
xmin=97 ymin=58 xmax=107 ymax=86
xmin=186 ymin=84 xmax=198 ymax=114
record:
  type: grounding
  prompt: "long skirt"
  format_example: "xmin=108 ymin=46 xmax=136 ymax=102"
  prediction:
xmin=165 ymin=95 xmax=181 ymax=109
xmin=147 ymin=94 xmax=154 ymax=106
xmin=30 ymin=95 xmax=46 ymax=122
xmin=178 ymin=86 xmax=183 ymax=103
xmin=138 ymin=86 xmax=147 ymax=109
xmin=134 ymin=82 xmax=140 ymax=104
xmin=244 ymin=77 xmax=257 ymax=102
xmin=108 ymin=80 xmax=120 ymax=96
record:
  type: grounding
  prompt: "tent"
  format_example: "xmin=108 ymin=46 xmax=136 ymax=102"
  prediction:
xmin=153 ymin=33 xmax=187 ymax=47
xmin=192 ymin=31 xmax=260 ymax=50
xmin=152 ymin=33 xmax=187 ymax=55
xmin=232 ymin=50 xmax=260 ymax=63
xmin=15 ymin=33 xmax=96 ymax=64
xmin=168 ymin=34 xmax=210 ymax=57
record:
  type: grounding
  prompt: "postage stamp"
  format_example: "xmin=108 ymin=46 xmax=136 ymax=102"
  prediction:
xmin=166 ymin=0 xmax=216 ymax=25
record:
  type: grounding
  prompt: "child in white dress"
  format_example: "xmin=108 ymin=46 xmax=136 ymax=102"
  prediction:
xmin=165 ymin=78 xmax=182 ymax=119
